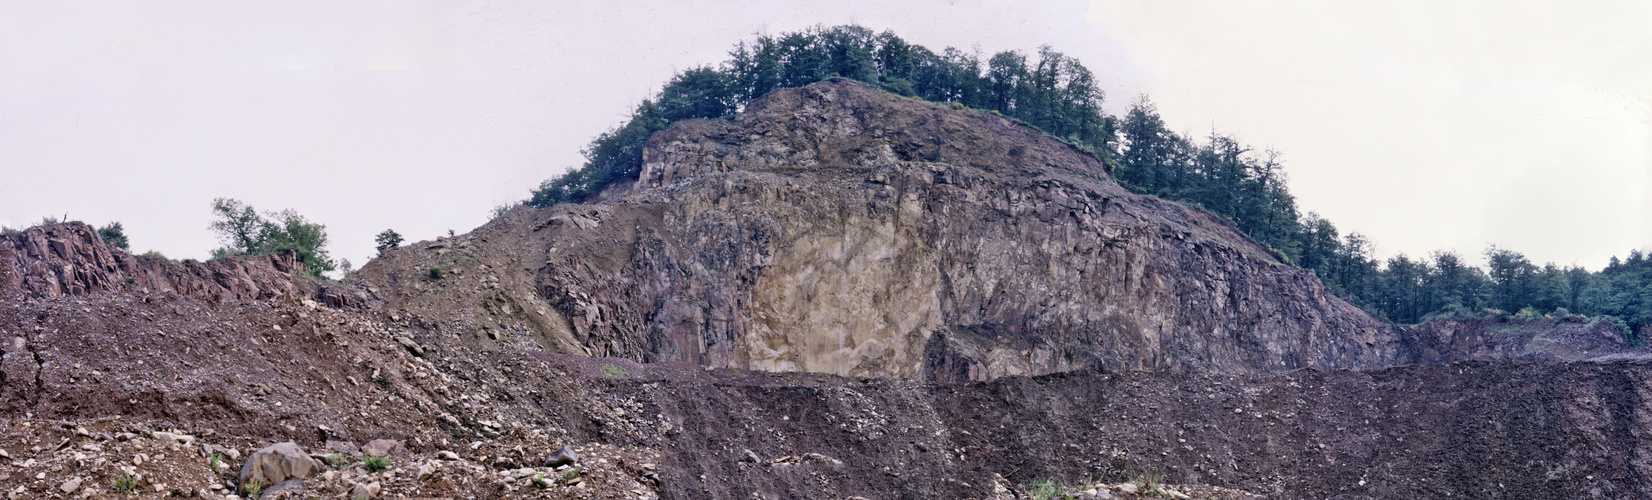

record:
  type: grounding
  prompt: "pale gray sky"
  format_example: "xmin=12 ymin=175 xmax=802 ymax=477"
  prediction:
xmin=2 ymin=1 xmax=1647 ymax=272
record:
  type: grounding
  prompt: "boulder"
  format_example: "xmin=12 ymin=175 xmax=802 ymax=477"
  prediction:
xmin=238 ymin=442 xmax=319 ymax=494
xmin=544 ymin=446 xmax=579 ymax=468
xmin=362 ymin=439 xmax=404 ymax=457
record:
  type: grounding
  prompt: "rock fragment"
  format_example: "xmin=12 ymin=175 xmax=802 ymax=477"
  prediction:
xmin=544 ymin=446 xmax=578 ymax=468
xmin=239 ymin=442 xmax=320 ymax=494
xmin=362 ymin=439 xmax=404 ymax=457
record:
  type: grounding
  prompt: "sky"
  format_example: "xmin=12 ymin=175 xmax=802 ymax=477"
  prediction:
xmin=1 ymin=1 xmax=1648 ymax=273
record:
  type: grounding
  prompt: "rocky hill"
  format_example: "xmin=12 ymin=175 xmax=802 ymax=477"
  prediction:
xmin=2 ymin=79 xmax=1650 ymax=499
xmin=356 ymin=79 xmax=1402 ymax=382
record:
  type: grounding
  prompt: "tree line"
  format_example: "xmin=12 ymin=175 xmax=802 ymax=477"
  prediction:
xmin=523 ymin=24 xmax=1650 ymax=336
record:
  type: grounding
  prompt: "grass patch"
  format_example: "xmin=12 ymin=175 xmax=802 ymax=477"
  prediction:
xmin=601 ymin=364 xmax=629 ymax=378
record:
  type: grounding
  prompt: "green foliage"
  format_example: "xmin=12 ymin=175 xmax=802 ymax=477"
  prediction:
xmin=363 ymin=455 xmax=392 ymax=472
xmin=98 ymin=222 xmax=130 ymax=250
xmin=112 ymin=472 xmax=141 ymax=494
xmin=339 ymin=258 xmax=353 ymax=276
xmin=208 ymin=198 xmax=335 ymax=277
xmin=243 ymin=478 xmax=266 ymax=498
xmin=39 ymin=214 xmax=61 ymax=226
xmin=560 ymin=467 xmax=581 ymax=484
xmin=209 ymin=452 xmax=224 ymax=473
xmin=490 ymin=203 xmax=521 ymax=219
xmin=427 ymin=266 xmax=445 ymax=280
xmin=601 ymin=364 xmax=629 ymax=378
xmin=327 ymin=453 xmax=348 ymax=469
xmin=527 ymin=25 xmax=1116 ymax=209
xmin=140 ymin=250 xmax=166 ymax=259
xmin=375 ymin=229 xmax=403 ymax=254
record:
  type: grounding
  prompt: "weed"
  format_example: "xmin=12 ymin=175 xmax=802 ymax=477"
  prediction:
xmin=327 ymin=453 xmax=348 ymax=469
xmin=1026 ymin=479 xmax=1071 ymax=500
xmin=532 ymin=473 xmax=552 ymax=488
xmin=364 ymin=455 xmax=392 ymax=472
xmin=243 ymin=478 xmax=266 ymax=498
xmin=208 ymin=452 xmax=224 ymax=473
xmin=111 ymin=473 xmax=140 ymax=494
xmin=428 ymin=265 xmax=444 ymax=280
xmin=601 ymin=364 xmax=629 ymax=378
xmin=560 ymin=467 xmax=582 ymax=485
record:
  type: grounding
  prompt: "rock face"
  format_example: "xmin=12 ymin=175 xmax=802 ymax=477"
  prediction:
xmin=0 ymin=222 xmax=365 ymax=307
xmin=1404 ymin=316 xmax=1643 ymax=363
xmin=364 ymin=79 xmax=1403 ymax=381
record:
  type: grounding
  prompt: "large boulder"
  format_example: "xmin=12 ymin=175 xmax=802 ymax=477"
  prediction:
xmin=239 ymin=442 xmax=319 ymax=493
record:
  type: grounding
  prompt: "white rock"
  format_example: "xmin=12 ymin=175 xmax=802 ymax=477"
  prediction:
xmin=58 ymin=477 xmax=82 ymax=494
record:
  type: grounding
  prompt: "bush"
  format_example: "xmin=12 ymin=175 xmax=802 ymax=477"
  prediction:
xmin=208 ymin=198 xmax=335 ymax=277
xmin=98 ymin=222 xmax=130 ymax=250
xmin=601 ymin=364 xmax=629 ymax=378
xmin=112 ymin=473 xmax=140 ymax=494
xmin=427 ymin=266 xmax=444 ymax=280
xmin=363 ymin=455 xmax=392 ymax=472
xmin=375 ymin=229 xmax=403 ymax=253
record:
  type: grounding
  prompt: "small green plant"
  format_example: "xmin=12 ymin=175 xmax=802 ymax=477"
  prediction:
xmin=1133 ymin=468 xmax=1165 ymax=495
xmin=243 ymin=478 xmax=266 ymax=499
xmin=532 ymin=473 xmax=552 ymax=488
xmin=363 ymin=455 xmax=392 ymax=472
xmin=327 ymin=453 xmax=348 ymax=469
xmin=427 ymin=266 xmax=444 ymax=280
xmin=600 ymin=364 xmax=629 ymax=378
xmin=208 ymin=452 xmax=224 ymax=473
xmin=1026 ymin=479 xmax=1071 ymax=500
xmin=112 ymin=473 xmax=141 ymax=494
xmin=560 ymin=467 xmax=581 ymax=485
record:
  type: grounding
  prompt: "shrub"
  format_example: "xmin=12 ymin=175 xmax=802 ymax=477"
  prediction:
xmin=601 ymin=364 xmax=629 ymax=378
xmin=208 ymin=198 xmax=335 ymax=277
xmin=327 ymin=453 xmax=348 ymax=469
xmin=427 ymin=266 xmax=445 ymax=280
xmin=363 ymin=455 xmax=392 ymax=472
xmin=112 ymin=473 xmax=141 ymax=494
xmin=375 ymin=229 xmax=403 ymax=253
xmin=98 ymin=222 xmax=130 ymax=250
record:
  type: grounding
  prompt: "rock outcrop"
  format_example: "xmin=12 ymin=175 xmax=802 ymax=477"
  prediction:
xmin=1 ymin=222 xmax=365 ymax=307
xmin=1403 ymin=316 xmax=1643 ymax=363
xmin=360 ymin=79 xmax=1404 ymax=381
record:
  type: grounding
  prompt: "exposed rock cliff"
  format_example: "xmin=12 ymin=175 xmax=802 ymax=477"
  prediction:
xmin=360 ymin=79 xmax=1404 ymax=381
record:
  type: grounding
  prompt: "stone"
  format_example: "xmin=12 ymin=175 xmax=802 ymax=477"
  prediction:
xmin=203 ymin=443 xmax=241 ymax=461
xmin=544 ymin=446 xmax=578 ymax=468
xmin=1116 ymin=483 xmax=1139 ymax=494
xmin=396 ymin=337 xmax=424 ymax=357
xmin=361 ymin=439 xmax=404 ymax=458
xmin=742 ymin=449 xmax=761 ymax=463
xmin=261 ymin=479 xmax=306 ymax=497
xmin=417 ymin=463 xmax=435 ymax=480
xmin=151 ymin=431 xmax=195 ymax=445
xmin=349 ymin=481 xmax=381 ymax=499
xmin=238 ymin=442 xmax=319 ymax=494
xmin=435 ymin=450 xmax=459 ymax=460
xmin=326 ymin=440 xmax=361 ymax=456
xmin=57 ymin=477 xmax=81 ymax=494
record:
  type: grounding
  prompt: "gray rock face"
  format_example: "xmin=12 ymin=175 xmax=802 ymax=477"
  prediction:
xmin=372 ymin=79 xmax=1405 ymax=381
xmin=239 ymin=442 xmax=318 ymax=493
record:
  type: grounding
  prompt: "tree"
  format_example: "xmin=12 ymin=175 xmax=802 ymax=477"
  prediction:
xmin=207 ymin=198 xmax=335 ymax=277
xmin=375 ymin=229 xmax=404 ymax=254
xmin=97 ymin=222 xmax=130 ymax=251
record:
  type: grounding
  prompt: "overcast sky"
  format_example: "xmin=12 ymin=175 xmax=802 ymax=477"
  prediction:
xmin=2 ymin=1 xmax=1647 ymax=273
